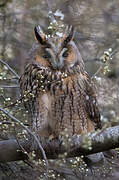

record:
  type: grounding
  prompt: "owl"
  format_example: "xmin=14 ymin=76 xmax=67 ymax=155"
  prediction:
xmin=20 ymin=25 xmax=101 ymax=139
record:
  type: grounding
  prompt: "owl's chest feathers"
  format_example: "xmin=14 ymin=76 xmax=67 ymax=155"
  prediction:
xmin=41 ymin=93 xmax=51 ymax=111
xmin=39 ymin=73 xmax=86 ymax=125
xmin=33 ymin=71 xmax=95 ymax=137
xmin=40 ymin=73 xmax=82 ymax=110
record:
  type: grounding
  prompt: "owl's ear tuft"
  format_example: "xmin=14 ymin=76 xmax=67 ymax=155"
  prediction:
xmin=63 ymin=25 xmax=75 ymax=45
xmin=34 ymin=26 xmax=47 ymax=45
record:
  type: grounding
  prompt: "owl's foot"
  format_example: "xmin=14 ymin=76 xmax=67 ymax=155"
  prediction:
xmin=49 ymin=134 xmax=56 ymax=141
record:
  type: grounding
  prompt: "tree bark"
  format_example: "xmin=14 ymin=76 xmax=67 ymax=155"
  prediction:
xmin=0 ymin=125 xmax=119 ymax=162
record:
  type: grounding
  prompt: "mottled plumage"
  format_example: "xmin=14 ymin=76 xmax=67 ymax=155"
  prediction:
xmin=20 ymin=25 xmax=101 ymax=138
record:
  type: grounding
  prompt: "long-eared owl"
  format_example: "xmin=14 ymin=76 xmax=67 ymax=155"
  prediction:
xmin=20 ymin=25 xmax=101 ymax=138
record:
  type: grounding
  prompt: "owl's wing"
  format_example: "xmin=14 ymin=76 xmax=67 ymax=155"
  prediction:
xmin=19 ymin=63 xmax=40 ymax=118
xmin=83 ymin=73 xmax=102 ymax=130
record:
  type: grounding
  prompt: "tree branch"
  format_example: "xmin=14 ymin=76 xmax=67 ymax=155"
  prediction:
xmin=0 ymin=85 xmax=19 ymax=88
xmin=0 ymin=139 xmax=27 ymax=162
xmin=0 ymin=125 xmax=119 ymax=162
xmin=0 ymin=59 xmax=20 ymax=79
xmin=0 ymin=107 xmax=48 ymax=167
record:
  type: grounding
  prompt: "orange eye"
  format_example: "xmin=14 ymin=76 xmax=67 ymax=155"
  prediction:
xmin=42 ymin=51 xmax=51 ymax=59
xmin=62 ymin=50 xmax=69 ymax=58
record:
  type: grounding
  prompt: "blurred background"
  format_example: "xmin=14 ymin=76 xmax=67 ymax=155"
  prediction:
xmin=0 ymin=1 xmax=119 ymax=179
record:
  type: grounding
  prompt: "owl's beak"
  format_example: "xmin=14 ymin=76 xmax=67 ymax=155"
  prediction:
xmin=55 ymin=60 xmax=64 ymax=70
xmin=55 ymin=63 xmax=61 ymax=70
xmin=52 ymin=63 xmax=63 ymax=70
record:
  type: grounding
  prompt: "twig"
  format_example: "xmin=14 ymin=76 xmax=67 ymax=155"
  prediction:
xmin=91 ymin=64 xmax=103 ymax=79
xmin=0 ymin=59 xmax=20 ymax=79
xmin=46 ymin=0 xmax=52 ymax=11
xmin=91 ymin=47 xmax=119 ymax=79
xmin=46 ymin=0 xmax=57 ymax=23
xmin=0 ymin=85 xmax=19 ymax=88
xmin=0 ymin=121 xmax=29 ymax=126
xmin=0 ymin=107 xmax=49 ymax=170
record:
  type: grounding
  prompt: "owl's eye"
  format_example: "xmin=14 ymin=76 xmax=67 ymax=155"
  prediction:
xmin=62 ymin=50 xmax=69 ymax=58
xmin=42 ymin=51 xmax=51 ymax=59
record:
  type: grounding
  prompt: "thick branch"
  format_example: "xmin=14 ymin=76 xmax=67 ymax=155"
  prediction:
xmin=0 ymin=125 xmax=119 ymax=162
xmin=68 ymin=125 xmax=119 ymax=157
xmin=0 ymin=139 xmax=28 ymax=162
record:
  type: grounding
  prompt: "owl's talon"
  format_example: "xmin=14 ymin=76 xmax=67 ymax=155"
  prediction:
xmin=48 ymin=134 xmax=55 ymax=141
